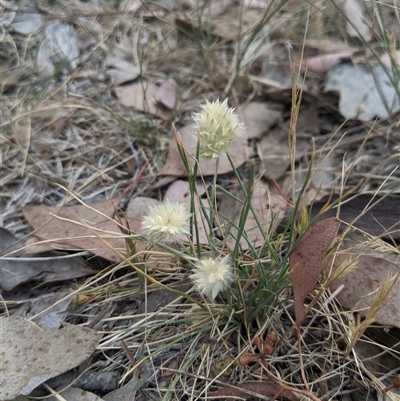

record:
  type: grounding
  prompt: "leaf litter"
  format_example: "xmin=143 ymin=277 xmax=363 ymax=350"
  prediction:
xmin=2 ymin=0 xmax=400 ymax=400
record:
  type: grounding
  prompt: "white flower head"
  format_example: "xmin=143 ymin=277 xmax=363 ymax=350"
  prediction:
xmin=142 ymin=201 xmax=190 ymax=243
xmin=193 ymin=98 xmax=245 ymax=159
xmin=190 ymin=254 xmax=234 ymax=299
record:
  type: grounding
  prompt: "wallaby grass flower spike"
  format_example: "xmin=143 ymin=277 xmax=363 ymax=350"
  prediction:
xmin=190 ymin=254 xmax=234 ymax=299
xmin=193 ymin=98 xmax=245 ymax=158
xmin=142 ymin=201 xmax=190 ymax=243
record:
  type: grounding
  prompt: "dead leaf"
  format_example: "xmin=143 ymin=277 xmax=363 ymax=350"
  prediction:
xmin=289 ymin=218 xmax=340 ymax=325
xmin=258 ymin=108 xmax=316 ymax=180
xmin=22 ymin=196 xmax=128 ymax=262
xmin=159 ymin=124 xmax=251 ymax=177
xmin=325 ymin=62 xmax=400 ymax=121
xmin=0 ymin=228 xmax=96 ymax=290
xmin=208 ymin=381 xmax=297 ymax=401
xmin=154 ymin=80 xmax=177 ymax=110
xmin=114 ymin=81 xmax=172 ymax=121
xmin=0 ymin=317 xmax=99 ymax=400
xmin=330 ymin=238 xmax=400 ymax=328
xmin=341 ymin=0 xmax=372 ymax=42
xmin=105 ymin=57 xmax=140 ymax=86
xmin=26 ymin=292 xmax=73 ymax=329
xmin=307 ymin=51 xmax=354 ymax=74
xmin=238 ymin=101 xmax=283 ymax=139
xmin=164 ymin=180 xmax=209 ymax=244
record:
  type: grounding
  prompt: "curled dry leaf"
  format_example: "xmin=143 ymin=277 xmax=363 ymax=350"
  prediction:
xmin=289 ymin=218 xmax=340 ymax=326
xmin=0 ymin=317 xmax=99 ymax=400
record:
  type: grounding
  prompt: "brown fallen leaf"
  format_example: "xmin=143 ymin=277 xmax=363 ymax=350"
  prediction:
xmin=208 ymin=381 xmax=297 ymax=401
xmin=23 ymin=197 xmax=126 ymax=262
xmin=0 ymin=317 xmax=100 ymax=400
xmin=154 ymin=79 xmax=177 ymax=110
xmin=114 ymin=81 xmax=171 ymax=121
xmin=289 ymin=218 xmax=340 ymax=326
xmin=330 ymin=237 xmax=400 ymax=328
xmin=238 ymin=101 xmax=283 ymax=140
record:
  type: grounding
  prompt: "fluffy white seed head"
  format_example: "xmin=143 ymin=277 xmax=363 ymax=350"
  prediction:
xmin=142 ymin=201 xmax=190 ymax=243
xmin=193 ymin=98 xmax=245 ymax=159
xmin=190 ymin=254 xmax=234 ymax=299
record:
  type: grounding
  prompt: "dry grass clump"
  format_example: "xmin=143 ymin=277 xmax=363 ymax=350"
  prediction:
xmin=1 ymin=0 xmax=400 ymax=400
